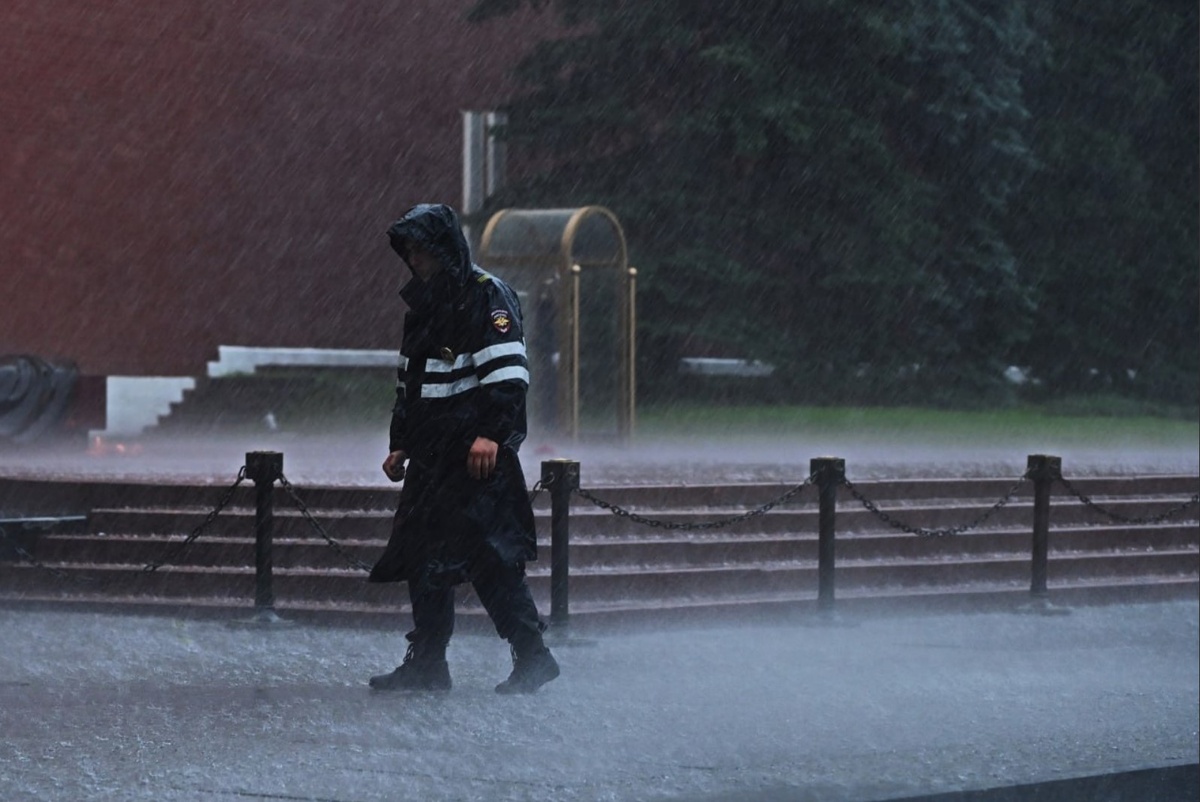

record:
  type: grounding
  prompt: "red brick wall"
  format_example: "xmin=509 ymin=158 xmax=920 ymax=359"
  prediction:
xmin=1 ymin=0 xmax=551 ymax=375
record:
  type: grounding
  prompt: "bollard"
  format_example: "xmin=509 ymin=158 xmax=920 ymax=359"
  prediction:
xmin=245 ymin=451 xmax=283 ymax=615
xmin=542 ymin=459 xmax=580 ymax=630
xmin=1026 ymin=454 xmax=1061 ymax=599
xmin=811 ymin=457 xmax=845 ymax=613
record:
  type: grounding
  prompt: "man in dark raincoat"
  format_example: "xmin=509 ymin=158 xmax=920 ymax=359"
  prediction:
xmin=368 ymin=203 xmax=559 ymax=694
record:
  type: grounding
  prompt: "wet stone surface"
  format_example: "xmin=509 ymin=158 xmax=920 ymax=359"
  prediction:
xmin=1 ymin=429 xmax=1196 ymax=488
xmin=1 ymin=601 xmax=1197 ymax=801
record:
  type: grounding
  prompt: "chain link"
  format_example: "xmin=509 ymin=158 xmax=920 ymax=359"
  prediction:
xmin=9 ymin=465 xmax=1196 ymax=589
xmin=842 ymin=474 xmax=1030 ymax=537
xmin=278 ymin=472 xmax=374 ymax=573
xmin=278 ymin=473 xmax=551 ymax=574
xmin=141 ymin=466 xmax=247 ymax=573
xmin=573 ymin=474 xmax=817 ymax=531
xmin=1054 ymin=474 xmax=1200 ymax=525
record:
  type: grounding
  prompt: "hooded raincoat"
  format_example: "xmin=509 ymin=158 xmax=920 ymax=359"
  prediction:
xmin=368 ymin=205 xmax=537 ymax=588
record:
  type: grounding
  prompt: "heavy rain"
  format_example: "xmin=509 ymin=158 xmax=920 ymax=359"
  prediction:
xmin=2 ymin=1 xmax=1198 ymax=801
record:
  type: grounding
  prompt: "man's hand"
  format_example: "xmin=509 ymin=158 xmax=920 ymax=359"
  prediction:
xmin=467 ymin=437 xmax=499 ymax=479
xmin=382 ymin=450 xmax=407 ymax=482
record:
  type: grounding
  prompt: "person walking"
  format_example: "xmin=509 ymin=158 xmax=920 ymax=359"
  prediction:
xmin=367 ymin=203 xmax=559 ymax=695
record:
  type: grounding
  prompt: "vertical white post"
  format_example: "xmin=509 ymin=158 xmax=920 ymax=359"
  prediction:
xmin=462 ymin=110 xmax=486 ymax=251
xmin=485 ymin=111 xmax=507 ymax=198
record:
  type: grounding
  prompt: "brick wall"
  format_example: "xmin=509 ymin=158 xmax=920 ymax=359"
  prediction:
xmin=1 ymin=0 xmax=551 ymax=375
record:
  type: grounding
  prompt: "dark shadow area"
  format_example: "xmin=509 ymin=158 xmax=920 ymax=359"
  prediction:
xmin=894 ymin=763 xmax=1199 ymax=802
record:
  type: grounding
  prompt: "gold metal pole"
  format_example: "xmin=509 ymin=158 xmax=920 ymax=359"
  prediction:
xmin=627 ymin=266 xmax=637 ymax=437
xmin=570 ymin=263 xmax=581 ymax=440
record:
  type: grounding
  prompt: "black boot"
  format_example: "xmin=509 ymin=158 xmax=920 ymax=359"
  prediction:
xmin=495 ymin=643 xmax=559 ymax=695
xmin=369 ymin=642 xmax=451 ymax=692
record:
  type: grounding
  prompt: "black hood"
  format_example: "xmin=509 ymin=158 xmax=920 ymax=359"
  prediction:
xmin=387 ymin=204 xmax=473 ymax=294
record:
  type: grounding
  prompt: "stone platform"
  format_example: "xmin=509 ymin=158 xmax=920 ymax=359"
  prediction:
xmin=1 ymin=600 xmax=1196 ymax=801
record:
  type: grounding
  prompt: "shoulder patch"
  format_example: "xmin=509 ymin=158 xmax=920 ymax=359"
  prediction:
xmin=476 ymin=273 xmax=492 ymax=284
xmin=490 ymin=308 xmax=512 ymax=334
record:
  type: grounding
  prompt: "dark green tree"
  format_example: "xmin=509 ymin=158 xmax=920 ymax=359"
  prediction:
xmin=470 ymin=0 xmax=1195 ymax=408
xmin=1010 ymin=1 xmax=1198 ymax=406
xmin=887 ymin=0 xmax=1042 ymax=401
xmin=472 ymin=1 xmax=949 ymax=403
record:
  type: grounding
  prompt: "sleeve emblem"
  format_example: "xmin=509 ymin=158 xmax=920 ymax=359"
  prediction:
xmin=490 ymin=309 xmax=512 ymax=334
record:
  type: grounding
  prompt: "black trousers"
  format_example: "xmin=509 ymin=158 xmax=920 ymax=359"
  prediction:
xmin=407 ymin=548 xmax=544 ymax=657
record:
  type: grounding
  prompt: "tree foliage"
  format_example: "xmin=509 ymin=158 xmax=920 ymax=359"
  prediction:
xmin=1009 ymin=1 xmax=1198 ymax=406
xmin=471 ymin=0 xmax=1198 ymax=407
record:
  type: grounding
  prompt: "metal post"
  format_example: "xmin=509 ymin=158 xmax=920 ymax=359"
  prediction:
xmin=542 ymin=459 xmax=580 ymax=630
xmin=245 ymin=451 xmax=283 ymax=615
xmin=484 ymin=111 xmax=507 ymax=198
xmin=462 ymin=110 xmax=486 ymax=252
xmin=462 ymin=110 xmax=486 ymax=215
xmin=569 ymin=264 xmax=581 ymax=440
xmin=811 ymin=457 xmax=844 ymax=613
xmin=1027 ymin=454 xmax=1061 ymax=599
xmin=624 ymin=266 xmax=638 ymax=439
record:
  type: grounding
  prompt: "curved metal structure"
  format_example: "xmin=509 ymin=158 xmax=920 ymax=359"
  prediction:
xmin=0 ymin=355 xmax=78 ymax=444
xmin=479 ymin=207 xmax=635 ymax=440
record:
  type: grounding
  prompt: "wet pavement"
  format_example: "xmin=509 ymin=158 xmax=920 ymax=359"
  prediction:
xmin=1 ymin=427 xmax=1197 ymax=487
xmin=2 ymin=429 xmax=1197 ymax=799
xmin=1 ymin=600 xmax=1196 ymax=801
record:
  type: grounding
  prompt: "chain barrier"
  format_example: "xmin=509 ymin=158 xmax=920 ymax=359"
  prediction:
xmin=277 ymin=472 xmax=548 ymax=574
xmin=573 ymin=474 xmax=817 ymax=531
xmin=0 ymin=466 xmax=247 ymax=584
xmin=278 ymin=472 xmax=373 ymax=573
xmin=142 ymin=466 xmax=247 ymax=573
xmin=9 ymin=460 xmax=1197 ymax=591
xmin=1054 ymin=473 xmax=1200 ymax=525
xmin=841 ymin=474 xmax=1031 ymax=537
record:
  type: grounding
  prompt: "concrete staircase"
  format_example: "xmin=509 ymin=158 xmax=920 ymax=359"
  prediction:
xmin=1 ymin=475 xmax=1196 ymax=627
xmin=147 ymin=368 xmax=392 ymax=434
xmin=146 ymin=348 xmax=395 ymax=435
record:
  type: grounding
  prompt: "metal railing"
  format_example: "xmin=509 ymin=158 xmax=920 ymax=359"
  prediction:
xmin=3 ymin=451 xmax=1196 ymax=624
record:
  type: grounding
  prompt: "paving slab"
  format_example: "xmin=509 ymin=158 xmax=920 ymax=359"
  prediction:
xmin=1 ymin=600 xmax=1196 ymax=801
xmin=1 ymin=428 xmax=1197 ymax=487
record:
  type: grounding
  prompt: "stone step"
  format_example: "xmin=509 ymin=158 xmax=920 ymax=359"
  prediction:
xmin=6 ymin=475 xmax=1197 ymax=519
xmin=27 ymin=523 xmax=1200 ymax=570
xmin=565 ymin=474 xmax=1200 ymax=509
xmin=82 ymin=495 xmax=1199 ymax=539
xmin=3 ymin=472 xmax=1195 ymax=625
xmin=3 ymin=550 xmax=1194 ymax=606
